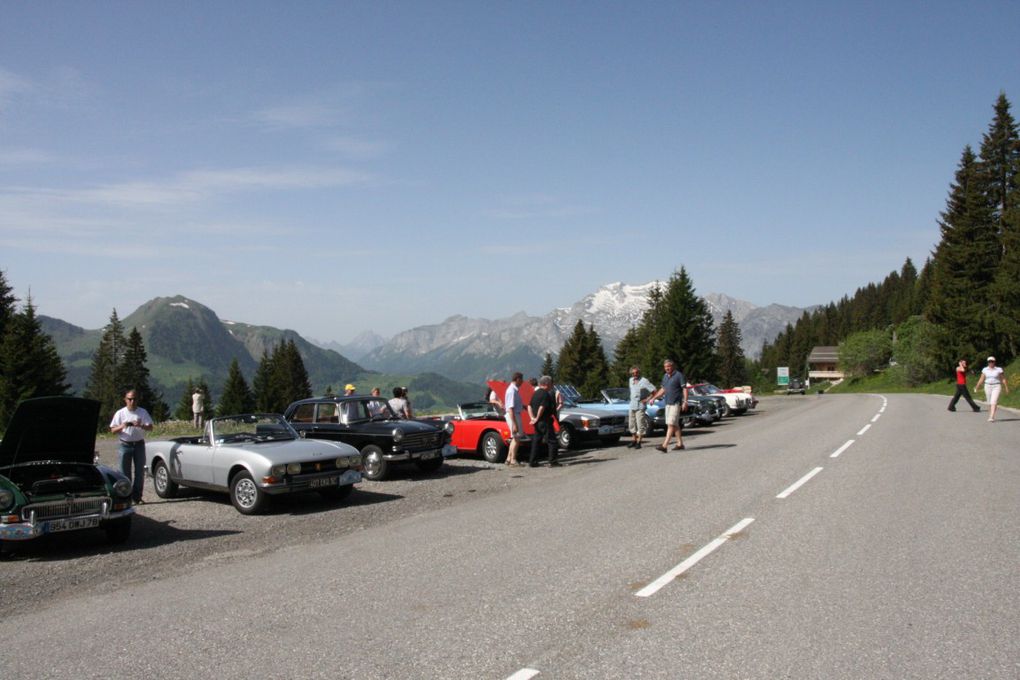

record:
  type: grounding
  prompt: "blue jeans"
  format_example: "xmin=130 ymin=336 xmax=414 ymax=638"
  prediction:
xmin=119 ymin=440 xmax=146 ymax=501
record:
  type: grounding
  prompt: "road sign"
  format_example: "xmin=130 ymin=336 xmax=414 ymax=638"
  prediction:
xmin=777 ymin=367 xmax=790 ymax=386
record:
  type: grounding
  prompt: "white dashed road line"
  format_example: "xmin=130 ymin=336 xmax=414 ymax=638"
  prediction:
xmin=776 ymin=467 xmax=824 ymax=499
xmin=635 ymin=518 xmax=756 ymax=598
xmin=506 ymin=669 xmax=540 ymax=680
xmin=856 ymin=423 xmax=872 ymax=436
xmin=830 ymin=439 xmax=855 ymax=458
xmin=871 ymin=413 xmax=881 ymax=423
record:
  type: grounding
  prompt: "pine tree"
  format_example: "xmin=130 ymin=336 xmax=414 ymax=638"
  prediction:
xmin=540 ymin=352 xmax=555 ymax=379
xmin=84 ymin=310 xmax=129 ymax=429
xmin=611 ymin=325 xmax=644 ymax=385
xmin=715 ymin=310 xmax=747 ymax=387
xmin=121 ymin=327 xmax=167 ymax=419
xmin=0 ymin=298 xmax=70 ymax=424
xmin=218 ymin=358 xmax=255 ymax=415
xmin=555 ymin=321 xmax=588 ymax=387
xmin=646 ymin=268 xmax=717 ymax=382
xmin=926 ymin=146 xmax=999 ymax=358
xmin=252 ymin=350 xmax=274 ymax=412
xmin=978 ymin=93 xmax=1019 ymax=238
xmin=0 ymin=270 xmax=16 ymax=340
xmin=578 ymin=325 xmax=610 ymax=398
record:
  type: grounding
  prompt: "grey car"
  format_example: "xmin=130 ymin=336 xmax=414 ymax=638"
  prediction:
xmin=145 ymin=414 xmax=363 ymax=514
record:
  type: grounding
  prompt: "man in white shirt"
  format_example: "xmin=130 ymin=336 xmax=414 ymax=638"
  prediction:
xmin=109 ymin=389 xmax=154 ymax=503
xmin=504 ymin=372 xmax=525 ymax=466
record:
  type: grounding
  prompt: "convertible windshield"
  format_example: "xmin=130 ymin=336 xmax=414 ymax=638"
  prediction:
xmin=460 ymin=402 xmax=502 ymax=419
xmin=210 ymin=414 xmax=298 ymax=444
xmin=603 ymin=388 xmax=629 ymax=403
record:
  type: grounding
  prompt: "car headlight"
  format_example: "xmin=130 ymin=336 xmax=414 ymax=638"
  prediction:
xmin=287 ymin=463 xmax=301 ymax=475
xmin=113 ymin=479 xmax=132 ymax=498
xmin=271 ymin=464 xmax=286 ymax=477
xmin=0 ymin=488 xmax=14 ymax=510
xmin=336 ymin=457 xmax=348 ymax=469
xmin=392 ymin=428 xmax=405 ymax=443
xmin=580 ymin=417 xmax=600 ymax=429
xmin=444 ymin=421 xmax=455 ymax=435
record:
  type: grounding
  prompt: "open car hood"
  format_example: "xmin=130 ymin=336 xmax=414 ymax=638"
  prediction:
xmin=0 ymin=397 xmax=100 ymax=467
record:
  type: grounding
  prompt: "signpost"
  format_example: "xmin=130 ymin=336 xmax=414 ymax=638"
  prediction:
xmin=777 ymin=367 xmax=790 ymax=386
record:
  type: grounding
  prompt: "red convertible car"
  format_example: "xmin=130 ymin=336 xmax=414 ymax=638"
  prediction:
xmin=431 ymin=381 xmax=543 ymax=463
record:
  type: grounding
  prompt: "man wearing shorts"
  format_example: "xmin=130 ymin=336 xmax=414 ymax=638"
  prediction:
xmin=627 ymin=366 xmax=656 ymax=449
xmin=504 ymin=372 xmax=525 ymax=466
xmin=648 ymin=359 xmax=687 ymax=452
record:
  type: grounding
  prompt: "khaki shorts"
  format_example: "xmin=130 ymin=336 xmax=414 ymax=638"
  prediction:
xmin=985 ymin=384 xmax=1002 ymax=406
xmin=628 ymin=409 xmax=649 ymax=436
xmin=664 ymin=403 xmax=682 ymax=427
xmin=505 ymin=411 xmax=524 ymax=439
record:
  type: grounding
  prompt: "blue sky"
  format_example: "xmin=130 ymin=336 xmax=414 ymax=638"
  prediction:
xmin=2 ymin=1 xmax=1019 ymax=344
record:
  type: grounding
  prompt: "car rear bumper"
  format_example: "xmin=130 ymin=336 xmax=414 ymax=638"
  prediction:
xmin=0 ymin=506 xmax=135 ymax=541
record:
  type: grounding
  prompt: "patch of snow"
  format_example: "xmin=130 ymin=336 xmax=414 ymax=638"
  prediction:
xmin=170 ymin=302 xmax=190 ymax=310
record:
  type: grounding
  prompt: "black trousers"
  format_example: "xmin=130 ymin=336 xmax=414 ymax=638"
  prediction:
xmin=948 ymin=384 xmax=979 ymax=411
xmin=529 ymin=420 xmax=558 ymax=465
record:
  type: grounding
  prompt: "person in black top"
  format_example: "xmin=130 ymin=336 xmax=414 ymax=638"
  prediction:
xmin=527 ymin=375 xmax=560 ymax=467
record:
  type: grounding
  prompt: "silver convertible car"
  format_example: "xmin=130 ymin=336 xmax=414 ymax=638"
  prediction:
xmin=145 ymin=414 xmax=363 ymax=514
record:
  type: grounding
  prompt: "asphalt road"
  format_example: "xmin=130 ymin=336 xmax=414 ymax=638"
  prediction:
xmin=2 ymin=394 xmax=1017 ymax=679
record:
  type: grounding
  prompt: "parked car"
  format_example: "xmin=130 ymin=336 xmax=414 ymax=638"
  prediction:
xmin=426 ymin=401 xmax=514 ymax=463
xmin=284 ymin=396 xmax=456 ymax=481
xmin=786 ymin=379 xmax=806 ymax=395
xmin=554 ymin=385 xmax=628 ymax=449
xmin=646 ymin=394 xmax=716 ymax=429
xmin=0 ymin=397 xmax=135 ymax=549
xmin=689 ymin=383 xmax=752 ymax=415
xmin=686 ymin=384 xmax=731 ymax=416
xmin=145 ymin=413 xmax=362 ymax=515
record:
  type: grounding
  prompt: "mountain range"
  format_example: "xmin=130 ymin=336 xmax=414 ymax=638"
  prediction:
xmin=41 ymin=284 xmax=812 ymax=409
xmin=356 ymin=282 xmax=813 ymax=383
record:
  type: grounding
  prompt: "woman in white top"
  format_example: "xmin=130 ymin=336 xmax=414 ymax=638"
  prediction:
xmin=974 ymin=356 xmax=1009 ymax=422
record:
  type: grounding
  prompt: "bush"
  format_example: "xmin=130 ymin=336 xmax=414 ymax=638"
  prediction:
xmin=839 ymin=330 xmax=893 ymax=377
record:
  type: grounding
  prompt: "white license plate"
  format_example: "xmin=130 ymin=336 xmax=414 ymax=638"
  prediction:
xmin=46 ymin=516 xmax=100 ymax=533
xmin=308 ymin=476 xmax=339 ymax=489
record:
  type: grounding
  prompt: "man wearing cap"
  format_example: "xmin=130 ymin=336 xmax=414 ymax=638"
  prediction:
xmin=340 ymin=384 xmax=359 ymax=422
xmin=975 ymin=357 xmax=1009 ymax=422
xmin=947 ymin=359 xmax=981 ymax=413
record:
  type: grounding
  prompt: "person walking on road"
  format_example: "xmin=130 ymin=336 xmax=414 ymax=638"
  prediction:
xmin=627 ymin=366 xmax=656 ymax=449
xmin=647 ymin=359 xmax=687 ymax=452
xmin=947 ymin=359 xmax=981 ymax=413
xmin=504 ymin=372 xmax=525 ymax=466
xmin=974 ymin=356 xmax=1009 ymax=422
xmin=527 ymin=376 xmax=560 ymax=467
xmin=109 ymin=389 xmax=153 ymax=503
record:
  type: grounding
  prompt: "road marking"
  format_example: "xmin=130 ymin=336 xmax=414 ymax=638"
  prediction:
xmin=871 ymin=413 xmax=881 ymax=423
xmin=635 ymin=518 xmax=755 ymax=598
xmin=776 ymin=467 xmax=824 ymax=499
xmin=830 ymin=440 xmax=854 ymax=458
xmin=857 ymin=424 xmax=871 ymax=436
xmin=507 ymin=669 xmax=540 ymax=680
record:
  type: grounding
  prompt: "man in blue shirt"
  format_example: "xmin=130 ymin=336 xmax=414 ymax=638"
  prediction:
xmin=647 ymin=359 xmax=687 ymax=452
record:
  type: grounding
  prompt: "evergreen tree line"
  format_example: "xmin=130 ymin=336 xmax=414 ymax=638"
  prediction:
xmin=758 ymin=92 xmax=1020 ymax=384
xmin=0 ymin=271 xmax=71 ymax=426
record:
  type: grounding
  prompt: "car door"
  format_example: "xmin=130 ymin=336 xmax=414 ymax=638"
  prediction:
xmin=176 ymin=439 xmax=215 ymax=485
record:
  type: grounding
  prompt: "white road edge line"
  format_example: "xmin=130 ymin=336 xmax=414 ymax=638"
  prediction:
xmin=776 ymin=467 xmax=824 ymax=499
xmin=635 ymin=518 xmax=755 ymax=598
xmin=830 ymin=440 xmax=855 ymax=458
xmin=506 ymin=669 xmax=540 ymax=680
xmin=857 ymin=424 xmax=871 ymax=436
xmin=871 ymin=413 xmax=881 ymax=423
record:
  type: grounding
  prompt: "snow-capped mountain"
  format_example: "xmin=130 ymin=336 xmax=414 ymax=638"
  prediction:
xmin=360 ymin=281 xmax=811 ymax=383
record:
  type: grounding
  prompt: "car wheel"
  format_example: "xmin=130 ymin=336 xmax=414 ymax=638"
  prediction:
xmin=152 ymin=459 xmax=179 ymax=499
xmin=480 ymin=431 xmax=507 ymax=463
xmin=557 ymin=425 xmax=575 ymax=450
xmin=104 ymin=516 xmax=132 ymax=544
xmin=230 ymin=471 xmax=269 ymax=514
xmin=361 ymin=445 xmax=389 ymax=481
xmin=415 ymin=456 xmax=443 ymax=474
xmin=721 ymin=403 xmax=731 ymax=417
xmin=318 ymin=484 xmax=354 ymax=502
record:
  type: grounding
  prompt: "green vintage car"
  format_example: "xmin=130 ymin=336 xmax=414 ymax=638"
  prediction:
xmin=0 ymin=397 xmax=135 ymax=552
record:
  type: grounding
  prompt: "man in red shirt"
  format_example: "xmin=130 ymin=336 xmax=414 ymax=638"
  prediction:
xmin=947 ymin=359 xmax=981 ymax=412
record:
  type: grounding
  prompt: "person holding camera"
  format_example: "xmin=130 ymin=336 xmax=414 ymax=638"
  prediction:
xmin=110 ymin=389 xmax=154 ymax=503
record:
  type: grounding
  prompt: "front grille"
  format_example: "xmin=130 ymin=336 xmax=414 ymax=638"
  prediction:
xmin=401 ymin=431 xmax=444 ymax=451
xmin=23 ymin=497 xmax=109 ymax=522
xmin=602 ymin=416 xmax=626 ymax=427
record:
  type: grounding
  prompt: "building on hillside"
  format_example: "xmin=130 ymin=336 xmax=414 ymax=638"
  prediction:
xmin=808 ymin=346 xmax=844 ymax=381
